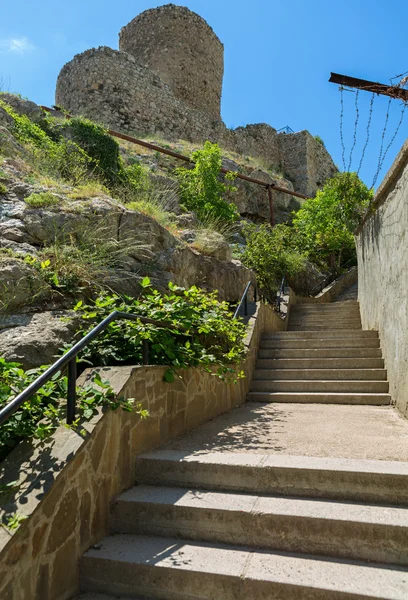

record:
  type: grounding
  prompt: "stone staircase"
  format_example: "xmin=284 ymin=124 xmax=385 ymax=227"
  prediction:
xmin=77 ymin=301 xmax=408 ymax=599
xmin=248 ymin=301 xmax=391 ymax=405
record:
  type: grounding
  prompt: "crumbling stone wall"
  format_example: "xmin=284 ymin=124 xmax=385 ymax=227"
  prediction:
xmin=55 ymin=4 xmax=337 ymax=197
xmin=278 ymin=131 xmax=338 ymax=196
xmin=119 ymin=4 xmax=224 ymax=120
xmin=56 ymin=46 xmax=220 ymax=142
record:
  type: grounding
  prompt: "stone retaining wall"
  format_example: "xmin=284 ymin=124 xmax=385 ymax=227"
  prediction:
xmin=356 ymin=140 xmax=408 ymax=418
xmin=0 ymin=302 xmax=285 ymax=600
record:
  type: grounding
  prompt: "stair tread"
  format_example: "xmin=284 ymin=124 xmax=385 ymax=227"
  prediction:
xmin=137 ymin=449 xmax=408 ymax=477
xmin=116 ymin=485 xmax=408 ymax=527
xmin=81 ymin=534 xmax=408 ymax=600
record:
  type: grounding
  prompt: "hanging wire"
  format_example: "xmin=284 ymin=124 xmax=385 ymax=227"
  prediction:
xmin=347 ymin=89 xmax=360 ymax=172
xmin=372 ymin=101 xmax=407 ymax=188
xmin=357 ymin=92 xmax=375 ymax=176
xmin=339 ymin=86 xmax=347 ymax=171
xmin=371 ymin=97 xmax=392 ymax=189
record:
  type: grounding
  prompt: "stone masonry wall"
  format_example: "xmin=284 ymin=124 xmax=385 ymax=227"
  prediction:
xmin=356 ymin=140 xmax=408 ymax=418
xmin=278 ymin=131 xmax=338 ymax=196
xmin=0 ymin=303 xmax=285 ymax=600
xmin=119 ymin=4 xmax=224 ymax=120
xmin=56 ymin=47 xmax=220 ymax=143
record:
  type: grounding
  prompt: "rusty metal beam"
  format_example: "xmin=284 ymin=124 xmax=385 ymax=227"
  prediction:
xmin=40 ymin=105 xmax=312 ymax=201
xmin=329 ymin=72 xmax=408 ymax=102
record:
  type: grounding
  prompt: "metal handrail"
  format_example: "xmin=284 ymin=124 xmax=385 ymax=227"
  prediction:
xmin=0 ymin=311 xmax=186 ymax=427
xmin=0 ymin=281 xmax=256 ymax=428
xmin=40 ymin=105 xmax=312 ymax=227
xmin=277 ymin=276 xmax=286 ymax=311
xmin=233 ymin=281 xmax=257 ymax=319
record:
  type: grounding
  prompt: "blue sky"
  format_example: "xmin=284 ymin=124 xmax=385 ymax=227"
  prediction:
xmin=1 ymin=0 xmax=407 ymax=190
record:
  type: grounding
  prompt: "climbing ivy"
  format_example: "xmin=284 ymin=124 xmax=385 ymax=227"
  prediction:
xmin=73 ymin=278 xmax=247 ymax=383
xmin=0 ymin=358 xmax=147 ymax=462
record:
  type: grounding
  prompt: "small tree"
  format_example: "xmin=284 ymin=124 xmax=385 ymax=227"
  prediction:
xmin=175 ymin=141 xmax=238 ymax=223
xmin=242 ymin=223 xmax=306 ymax=299
xmin=292 ymin=172 xmax=372 ymax=274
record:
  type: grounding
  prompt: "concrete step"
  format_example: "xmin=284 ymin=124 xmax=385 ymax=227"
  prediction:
xmin=111 ymin=485 xmax=408 ymax=565
xmin=252 ymin=368 xmax=387 ymax=381
xmin=256 ymin=358 xmax=384 ymax=369
xmin=258 ymin=348 xmax=383 ymax=359
xmin=80 ymin=534 xmax=408 ymax=599
xmin=263 ymin=330 xmax=377 ymax=339
xmin=250 ymin=379 xmax=389 ymax=393
xmin=77 ymin=595 xmax=153 ymax=600
xmin=288 ymin=325 xmax=362 ymax=331
xmin=260 ymin=338 xmax=381 ymax=349
xmin=289 ymin=315 xmax=362 ymax=322
xmin=135 ymin=451 xmax=408 ymax=504
xmin=246 ymin=392 xmax=391 ymax=405
xmin=290 ymin=301 xmax=359 ymax=310
xmin=288 ymin=322 xmax=362 ymax=330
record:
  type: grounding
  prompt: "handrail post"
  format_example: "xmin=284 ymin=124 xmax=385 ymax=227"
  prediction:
xmin=142 ymin=339 xmax=149 ymax=365
xmin=267 ymin=185 xmax=275 ymax=227
xmin=254 ymin=286 xmax=257 ymax=303
xmin=67 ymin=357 xmax=77 ymax=425
xmin=244 ymin=293 xmax=248 ymax=316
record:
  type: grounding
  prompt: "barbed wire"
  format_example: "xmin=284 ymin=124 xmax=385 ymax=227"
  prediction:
xmin=357 ymin=92 xmax=375 ymax=176
xmin=339 ymin=86 xmax=346 ymax=171
xmin=347 ymin=89 xmax=360 ymax=172
xmin=372 ymin=100 xmax=407 ymax=188
xmin=371 ymin=97 xmax=392 ymax=189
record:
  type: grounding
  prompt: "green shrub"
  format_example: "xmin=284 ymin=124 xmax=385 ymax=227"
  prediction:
xmin=175 ymin=141 xmax=238 ymax=223
xmin=61 ymin=117 xmax=122 ymax=184
xmin=242 ymin=223 xmax=306 ymax=299
xmin=0 ymin=100 xmax=91 ymax=184
xmin=73 ymin=279 xmax=247 ymax=382
xmin=292 ymin=172 xmax=373 ymax=273
xmin=24 ymin=191 xmax=60 ymax=207
xmin=0 ymin=182 xmax=7 ymax=194
xmin=0 ymin=358 xmax=147 ymax=462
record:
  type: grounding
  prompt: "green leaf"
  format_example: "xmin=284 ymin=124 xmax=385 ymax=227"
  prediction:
xmin=141 ymin=277 xmax=151 ymax=288
xmin=164 ymin=369 xmax=175 ymax=383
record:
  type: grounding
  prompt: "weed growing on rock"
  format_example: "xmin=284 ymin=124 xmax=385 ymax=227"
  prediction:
xmin=24 ymin=191 xmax=60 ymax=207
xmin=0 ymin=182 xmax=7 ymax=194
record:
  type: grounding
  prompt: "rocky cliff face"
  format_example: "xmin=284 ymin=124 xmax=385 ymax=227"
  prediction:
xmin=0 ymin=97 xmax=257 ymax=367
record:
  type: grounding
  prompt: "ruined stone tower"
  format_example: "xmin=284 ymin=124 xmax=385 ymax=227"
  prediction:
xmin=55 ymin=3 xmax=337 ymax=196
xmin=119 ymin=4 xmax=224 ymax=120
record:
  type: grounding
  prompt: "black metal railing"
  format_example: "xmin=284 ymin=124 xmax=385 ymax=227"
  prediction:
xmin=277 ymin=276 xmax=286 ymax=312
xmin=0 ymin=282 xmax=256 ymax=428
xmin=233 ymin=281 xmax=257 ymax=319
xmin=0 ymin=311 xmax=185 ymax=427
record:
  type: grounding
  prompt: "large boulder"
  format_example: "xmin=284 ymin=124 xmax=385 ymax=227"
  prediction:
xmin=178 ymin=229 xmax=232 ymax=261
xmin=0 ymin=93 xmax=44 ymax=123
xmin=0 ymin=258 xmax=50 ymax=311
xmin=0 ymin=311 xmax=81 ymax=368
